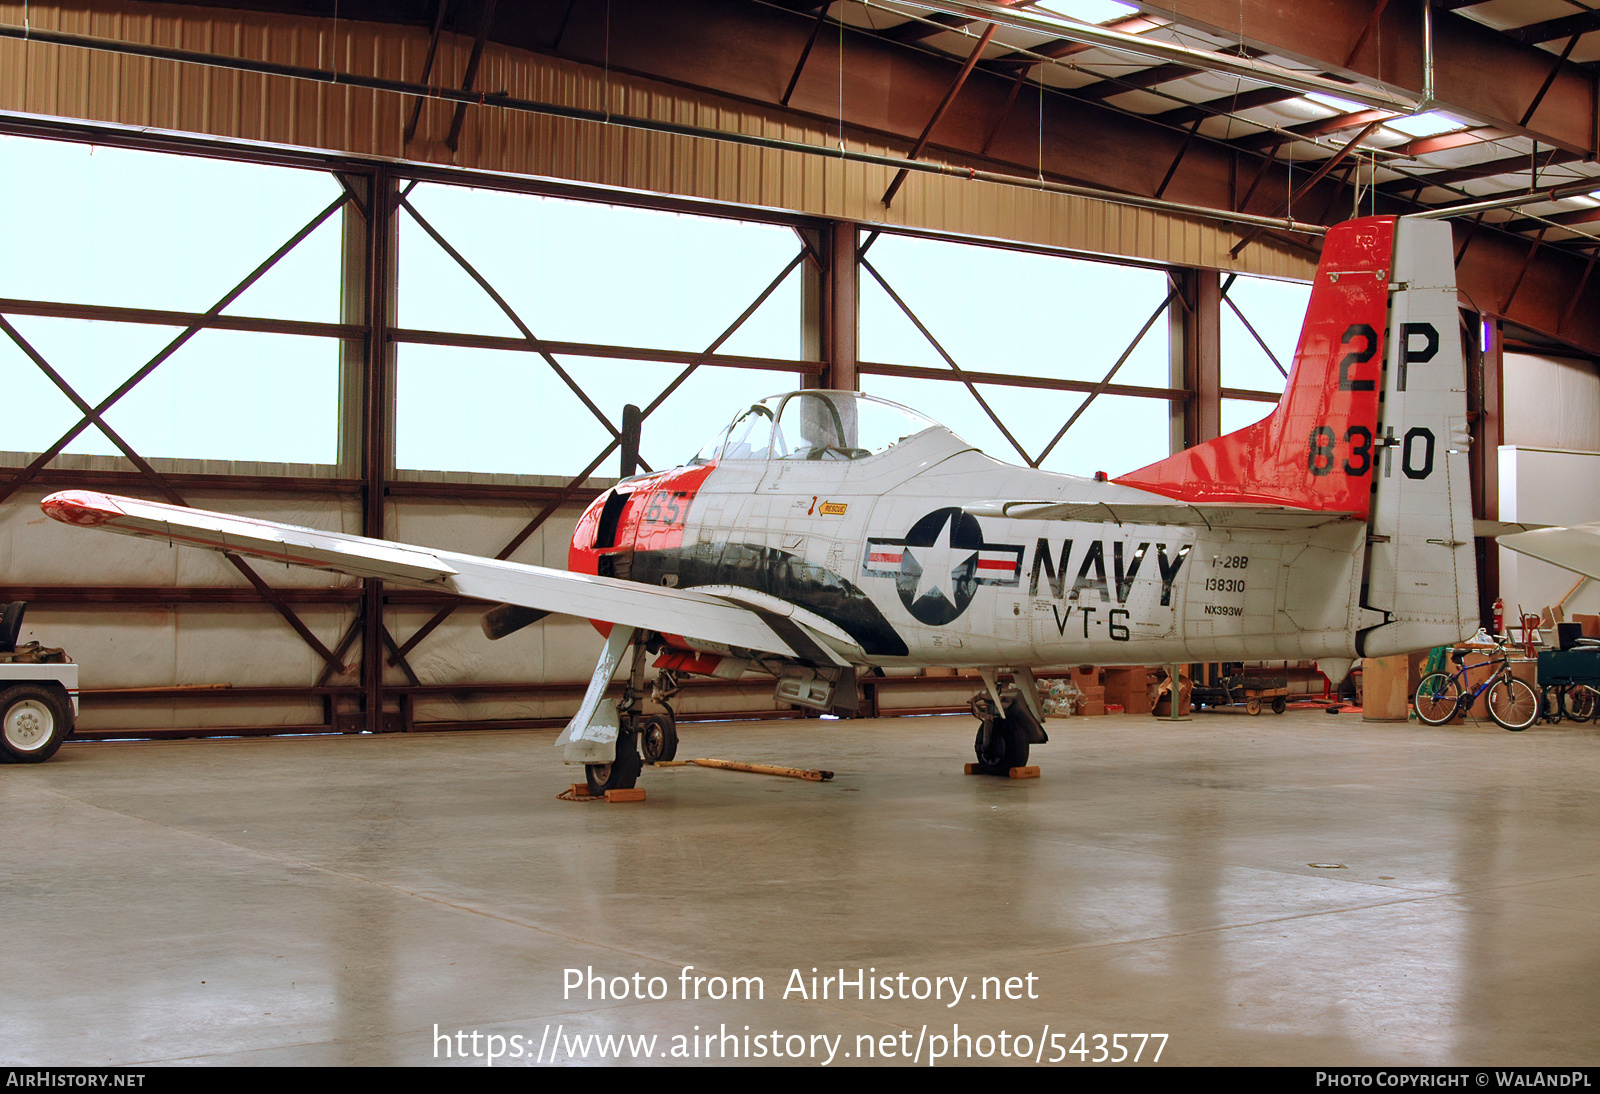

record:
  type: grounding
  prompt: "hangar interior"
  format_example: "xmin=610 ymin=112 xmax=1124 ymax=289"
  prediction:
xmin=5 ymin=0 xmax=1600 ymax=1067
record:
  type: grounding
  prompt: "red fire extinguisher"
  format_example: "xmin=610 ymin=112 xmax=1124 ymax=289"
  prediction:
xmin=1492 ymin=597 xmax=1504 ymax=635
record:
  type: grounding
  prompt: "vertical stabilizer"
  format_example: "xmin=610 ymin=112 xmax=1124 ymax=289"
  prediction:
xmin=1356 ymin=217 xmax=1477 ymax=656
xmin=1114 ymin=214 xmax=1476 ymax=656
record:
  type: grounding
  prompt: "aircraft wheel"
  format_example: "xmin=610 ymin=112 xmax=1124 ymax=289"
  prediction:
xmin=640 ymin=712 xmax=678 ymax=764
xmin=585 ymin=729 xmax=642 ymax=795
xmin=1271 ymin=696 xmax=1287 ymax=715
xmin=0 ymin=686 xmax=67 ymax=763
xmin=973 ymin=714 xmax=1028 ymax=770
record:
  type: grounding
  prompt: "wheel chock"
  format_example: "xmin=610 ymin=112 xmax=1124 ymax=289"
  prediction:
xmin=964 ymin=763 xmax=1040 ymax=778
xmin=558 ymin=784 xmax=649 ymax=803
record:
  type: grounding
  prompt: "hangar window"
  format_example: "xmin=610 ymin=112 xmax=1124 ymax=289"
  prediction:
xmin=857 ymin=231 xmax=1175 ymax=475
xmin=1220 ymin=272 xmax=1310 ymax=434
xmin=393 ymin=184 xmax=809 ymax=477
xmin=0 ymin=135 xmax=345 ymax=469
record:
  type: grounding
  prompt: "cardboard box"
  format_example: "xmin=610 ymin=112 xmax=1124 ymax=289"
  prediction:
xmin=1103 ymin=666 xmax=1153 ymax=714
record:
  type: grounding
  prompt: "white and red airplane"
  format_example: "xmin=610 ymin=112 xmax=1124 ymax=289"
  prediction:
xmin=41 ymin=215 xmax=1477 ymax=793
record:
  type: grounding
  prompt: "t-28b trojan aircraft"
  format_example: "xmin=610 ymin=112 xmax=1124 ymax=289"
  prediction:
xmin=42 ymin=215 xmax=1476 ymax=793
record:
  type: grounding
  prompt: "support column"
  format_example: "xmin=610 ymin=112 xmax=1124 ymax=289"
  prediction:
xmin=360 ymin=169 xmax=399 ymax=733
xmin=1473 ymin=312 xmax=1504 ymax=631
xmin=1171 ymin=269 xmax=1221 ymax=453
xmin=821 ymin=220 xmax=858 ymax=391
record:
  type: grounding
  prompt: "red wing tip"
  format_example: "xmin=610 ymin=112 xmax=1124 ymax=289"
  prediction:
xmin=40 ymin=490 xmax=126 ymax=527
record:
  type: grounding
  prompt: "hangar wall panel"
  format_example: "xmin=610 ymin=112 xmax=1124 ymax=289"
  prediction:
xmin=1503 ymin=354 xmax=1600 ymax=453
xmin=0 ymin=1 xmax=1316 ymax=280
xmin=1498 ymin=447 xmax=1600 ymax=623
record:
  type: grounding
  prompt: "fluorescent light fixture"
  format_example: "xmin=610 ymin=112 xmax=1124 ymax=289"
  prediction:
xmin=1305 ymin=91 xmax=1368 ymax=114
xmin=1385 ymin=111 xmax=1464 ymax=138
xmin=1035 ymin=0 xmax=1138 ymax=24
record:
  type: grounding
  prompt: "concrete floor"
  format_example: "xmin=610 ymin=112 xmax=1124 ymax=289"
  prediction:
xmin=4 ymin=708 xmax=1599 ymax=1067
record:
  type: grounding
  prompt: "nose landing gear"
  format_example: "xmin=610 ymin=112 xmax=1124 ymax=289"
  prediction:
xmin=968 ymin=669 xmax=1047 ymax=776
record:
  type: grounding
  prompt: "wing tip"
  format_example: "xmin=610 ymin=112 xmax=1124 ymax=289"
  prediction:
xmin=41 ymin=490 xmax=125 ymax=528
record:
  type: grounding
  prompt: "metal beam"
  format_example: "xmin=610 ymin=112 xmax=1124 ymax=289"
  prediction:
xmin=1382 ymin=148 xmax=1585 ymax=192
xmin=1133 ymin=0 xmax=1596 ymax=153
xmin=1507 ymin=9 xmax=1600 ymax=46
xmin=1153 ymin=87 xmax=1300 ymax=126
xmin=1229 ymin=108 xmax=1394 ymax=154
xmin=446 ymin=0 xmax=500 ymax=152
xmin=882 ymin=22 xmax=1000 ymax=207
xmin=405 ymin=0 xmax=452 ymax=145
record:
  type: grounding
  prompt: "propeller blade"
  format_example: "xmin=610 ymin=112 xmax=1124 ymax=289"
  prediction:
xmin=620 ymin=403 xmax=642 ymax=479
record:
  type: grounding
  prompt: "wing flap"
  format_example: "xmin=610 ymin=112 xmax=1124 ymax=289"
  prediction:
xmin=41 ymin=490 xmax=838 ymax=662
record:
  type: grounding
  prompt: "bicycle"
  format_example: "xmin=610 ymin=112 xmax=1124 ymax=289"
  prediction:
xmin=1413 ymin=644 xmax=1541 ymax=732
xmin=1540 ymin=679 xmax=1600 ymax=725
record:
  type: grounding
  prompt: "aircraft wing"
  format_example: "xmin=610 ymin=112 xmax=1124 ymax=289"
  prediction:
xmin=1498 ymin=523 xmax=1600 ymax=582
xmin=966 ymin=500 xmax=1355 ymax=530
xmin=39 ymin=490 xmax=858 ymax=665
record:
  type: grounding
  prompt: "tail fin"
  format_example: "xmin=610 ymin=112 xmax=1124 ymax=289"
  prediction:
xmin=1116 ymin=215 xmax=1476 ymax=655
xmin=1115 ymin=216 xmax=1393 ymax=515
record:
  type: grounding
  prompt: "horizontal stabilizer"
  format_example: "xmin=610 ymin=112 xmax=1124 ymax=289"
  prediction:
xmin=1498 ymin=524 xmax=1600 ymax=582
xmin=967 ymin=500 xmax=1354 ymax=530
xmin=1473 ymin=520 xmax=1548 ymax=538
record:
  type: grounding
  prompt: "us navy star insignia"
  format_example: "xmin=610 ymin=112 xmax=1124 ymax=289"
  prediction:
xmin=862 ymin=508 xmax=1023 ymax=626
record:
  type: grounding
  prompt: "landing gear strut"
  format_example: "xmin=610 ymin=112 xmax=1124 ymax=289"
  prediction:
xmin=578 ymin=636 xmax=683 ymax=793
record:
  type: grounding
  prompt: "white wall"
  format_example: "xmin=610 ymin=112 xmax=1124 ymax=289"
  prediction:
xmin=1497 ymin=354 xmax=1600 ymax=621
xmin=1498 ymin=448 xmax=1600 ymax=621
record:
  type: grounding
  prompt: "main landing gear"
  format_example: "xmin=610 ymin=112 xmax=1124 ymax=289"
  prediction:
xmin=969 ymin=669 xmax=1048 ymax=776
xmin=571 ymin=631 xmax=682 ymax=796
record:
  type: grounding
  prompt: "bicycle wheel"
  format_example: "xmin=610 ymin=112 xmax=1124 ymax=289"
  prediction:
xmin=1562 ymin=684 xmax=1600 ymax=723
xmin=1414 ymin=673 xmax=1462 ymax=726
xmin=1487 ymin=677 xmax=1540 ymax=732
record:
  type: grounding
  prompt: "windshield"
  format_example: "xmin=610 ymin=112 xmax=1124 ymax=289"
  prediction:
xmin=692 ymin=391 xmax=939 ymax=463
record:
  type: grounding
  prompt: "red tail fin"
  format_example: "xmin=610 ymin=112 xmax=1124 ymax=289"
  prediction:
xmin=1114 ymin=216 xmax=1394 ymax=519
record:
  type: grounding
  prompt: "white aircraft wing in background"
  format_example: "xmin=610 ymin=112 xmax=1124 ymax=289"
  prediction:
xmin=1498 ymin=523 xmax=1600 ymax=583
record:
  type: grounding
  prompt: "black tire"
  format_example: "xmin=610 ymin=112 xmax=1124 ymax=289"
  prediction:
xmin=1414 ymin=673 xmax=1461 ymax=726
xmin=585 ymin=729 xmax=642 ymax=795
xmin=1562 ymin=684 xmax=1599 ymax=723
xmin=0 ymin=685 xmax=68 ymax=763
xmin=1271 ymin=696 xmax=1287 ymax=715
xmin=973 ymin=710 xmax=1029 ymax=770
xmin=1488 ymin=677 xmax=1540 ymax=732
xmin=1246 ymin=698 xmax=1262 ymax=716
xmin=639 ymin=713 xmax=678 ymax=764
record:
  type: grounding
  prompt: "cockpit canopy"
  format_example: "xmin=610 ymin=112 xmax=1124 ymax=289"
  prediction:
xmin=693 ymin=390 xmax=941 ymax=464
